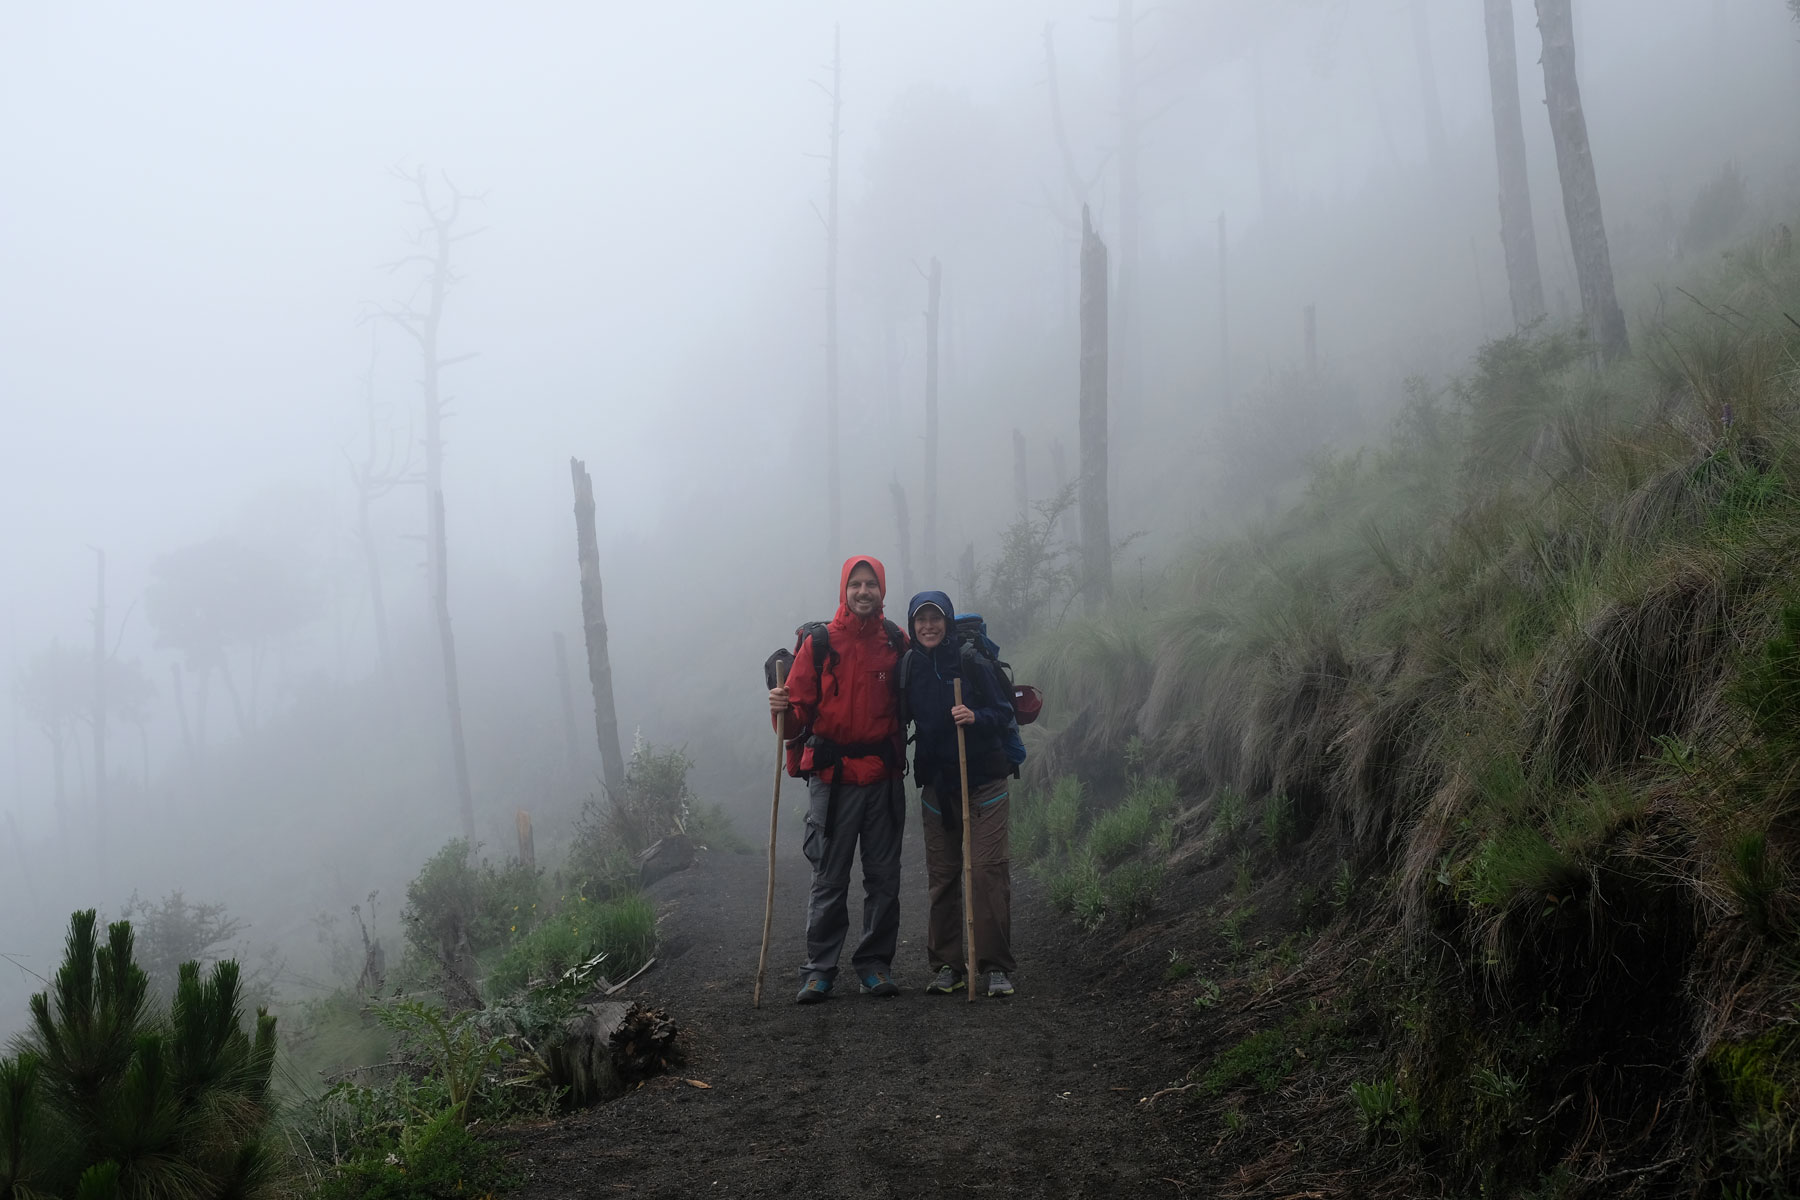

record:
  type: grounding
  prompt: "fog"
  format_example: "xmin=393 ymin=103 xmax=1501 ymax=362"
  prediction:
xmin=3 ymin=1 xmax=1796 ymax=1027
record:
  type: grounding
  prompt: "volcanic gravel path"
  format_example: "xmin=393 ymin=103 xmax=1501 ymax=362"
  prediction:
xmin=503 ymin=818 xmax=1202 ymax=1198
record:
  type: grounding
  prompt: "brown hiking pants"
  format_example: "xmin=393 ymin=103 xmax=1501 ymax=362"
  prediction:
xmin=919 ymin=778 xmax=1014 ymax=974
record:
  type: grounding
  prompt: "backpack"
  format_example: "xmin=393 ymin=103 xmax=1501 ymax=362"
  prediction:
xmin=895 ymin=612 xmax=1035 ymax=774
xmin=764 ymin=619 xmax=905 ymax=779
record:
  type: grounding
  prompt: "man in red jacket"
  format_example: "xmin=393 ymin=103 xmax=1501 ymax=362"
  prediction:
xmin=768 ymin=555 xmax=907 ymax=1003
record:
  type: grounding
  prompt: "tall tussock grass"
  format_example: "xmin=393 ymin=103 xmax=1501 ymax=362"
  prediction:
xmin=1027 ymin=220 xmax=1800 ymax=1191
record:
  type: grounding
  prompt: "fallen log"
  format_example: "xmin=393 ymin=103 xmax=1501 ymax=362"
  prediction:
xmin=543 ymin=1000 xmax=682 ymax=1107
xmin=637 ymin=834 xmax=695 ymax=888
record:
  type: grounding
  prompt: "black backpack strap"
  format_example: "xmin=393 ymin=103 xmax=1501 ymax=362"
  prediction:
xmin=797 ymin=621 xmax=832 ymax=698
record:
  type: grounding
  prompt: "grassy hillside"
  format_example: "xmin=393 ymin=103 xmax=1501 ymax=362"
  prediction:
xmin=1018 ymin=221 xmax=1800 ymax=1196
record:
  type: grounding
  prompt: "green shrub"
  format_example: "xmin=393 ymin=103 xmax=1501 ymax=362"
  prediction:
xmin=603 ymin=740 xmax=698 ymax=854
xmin=1089 ymin=797 xmax=1155 ymax=866
xmin=1045 ymin=777 xmax=1085 ymax=855
xmin=1201 ymin=1029 xmax=1291 ymax=1096
xmin=1104 ymin=862 xmax=1164 ymax=927
xmin=1351 ymin=1076 xmax=1400 ymax=1136
xmin=1213 ymin=787 xmax=1247 ymax=841
xmin=1012 ymin=784 xmax=1052 ymax=863
xmin=402 ymin=839 xmax=540 ymax=970
xmin=1262 ymin=792 xmax=1297 ymax=852
xmin=1725 ymin=830 xmax=1785 ymax=937
xmin=312 ymin=1107 xmax=517 ymax=1200
xmin=1164 ymin=950 xmax=1194 ymax=983
xmin=486 ymin=894 xmax=655 ymax=999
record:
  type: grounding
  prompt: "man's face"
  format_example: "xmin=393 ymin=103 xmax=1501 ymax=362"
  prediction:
xmin=845 ymin=564 xmax=882 ymax=616
xmin=912 ymin=606 xmax=946 ymax=648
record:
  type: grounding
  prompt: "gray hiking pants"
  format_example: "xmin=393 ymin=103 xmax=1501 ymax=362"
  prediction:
xmin=799 ymin=776 xmax=904 ymax=984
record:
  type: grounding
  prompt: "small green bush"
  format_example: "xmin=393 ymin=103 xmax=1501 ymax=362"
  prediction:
xmin=1089 ymin=797 xmax=1155 ymax=866
xmin=1012 ymin=785 xmax=1050 ymax=863
xmin=1351 ymin=1076 xmax=1400 ymax=1136
xmin=1262 ymin=792 xmax=1297 ymax=851
xmin=1201 ymin=1029 xmax=1292 ymax=1096
xmin=1104 ymin=862 xmax=1164 ymax=927
xmin=1214 ymin=787 xmax=1247 ymax=841
xmin=312 ymin=1107 xmax=517 ymax=1200
xmin=1045 ymin=777 xmax=1086 ymax=855
xmin=402 ymin=839 xmax=540 ymax=969
xmin=486 ymin=894 xmax=655 ymax=1000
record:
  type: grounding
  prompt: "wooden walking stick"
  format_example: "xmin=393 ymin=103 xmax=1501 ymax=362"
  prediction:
xmin=954 ymin=678 xmax=977 ymax=1003
xmin=754 ymin=658 xmax=790 ymax=1008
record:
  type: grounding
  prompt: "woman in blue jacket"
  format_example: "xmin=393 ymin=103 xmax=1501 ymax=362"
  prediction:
xmin=901 ymin=590 xmax=1016 ymax=997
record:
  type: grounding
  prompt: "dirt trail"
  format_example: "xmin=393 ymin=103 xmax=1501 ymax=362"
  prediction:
xmin=505 ymin=822 xmax=1203 ymax=1198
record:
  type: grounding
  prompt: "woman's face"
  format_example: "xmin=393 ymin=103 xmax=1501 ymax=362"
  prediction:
xmin=913 ymin=607 xmax=947 ymax=648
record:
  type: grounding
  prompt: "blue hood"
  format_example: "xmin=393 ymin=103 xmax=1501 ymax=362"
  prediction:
xmin=906 ymin=590 xmax=955 ymax=640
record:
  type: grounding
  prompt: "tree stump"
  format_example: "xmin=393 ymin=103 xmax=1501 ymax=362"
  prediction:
xmin=543 ymin=1000 xmax=681 ymax=1107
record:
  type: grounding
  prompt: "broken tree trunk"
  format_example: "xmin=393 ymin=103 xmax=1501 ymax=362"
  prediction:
xmin=516 ymin=809 xmax=536 ymax=869
xmin=1113 ymin=0 xmax=1141 ymax=415
xmin=570 ymin=458 xmax=626 ymax=801
xmin=1483 ymin=0 xmax=1548 ymax=329
xmin=553 ymin=630 xmax=579 ymax=780
xmin=958 ymin=543 xmax=977 ymax=603
xmin=923 ymin=257 xmax=942 ymax=583
xmin=1079 ymin=207 xmax=1114 ymax=614
xmin=431 ymin=489 xmax=477 ymax=841
xmin=1535 ymin=0 xmax=1628 ymax=361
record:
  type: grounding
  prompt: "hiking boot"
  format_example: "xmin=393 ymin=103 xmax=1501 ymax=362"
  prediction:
xmin=986 ymin=970 xmax=1016 ymax=998
xmin=858 ymin=969 xmax=899 ymax=997
xmin=796 ymin=976 xmax=831 ymax=1005
xmin=925 ymin=966 xmax=966 ymax=995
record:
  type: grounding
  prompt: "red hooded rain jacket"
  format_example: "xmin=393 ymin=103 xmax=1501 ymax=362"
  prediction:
xmin=780 ymin=555 xmax=906 ymax=786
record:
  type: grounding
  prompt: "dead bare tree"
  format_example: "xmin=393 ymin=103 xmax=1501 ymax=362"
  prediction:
xmin=1534 ymin=0 xmax=1628 ymax=361
xmin=1483 ymin=0 xmax=1548 ymax=329
xmin=381 ymin=166 xmax=483 ymax=838
xmin=1079 ymin=206 xmax=1113 ymax=614
xmin=1109 ymin=0 xmax=1150 ymax=414
xmin=922 ymin=257 xmax=942 ymax=583
xmin=345 ymin=324 xmax=416 ymax=679
xmin=570 ymin=458 xmax=625 ymax=802
xmin=553 ymin=631 xmax=580 ymax=783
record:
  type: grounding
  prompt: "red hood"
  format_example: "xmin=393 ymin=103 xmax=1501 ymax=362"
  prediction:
xmin=836 ymin=554 xmax=888 ymax=626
